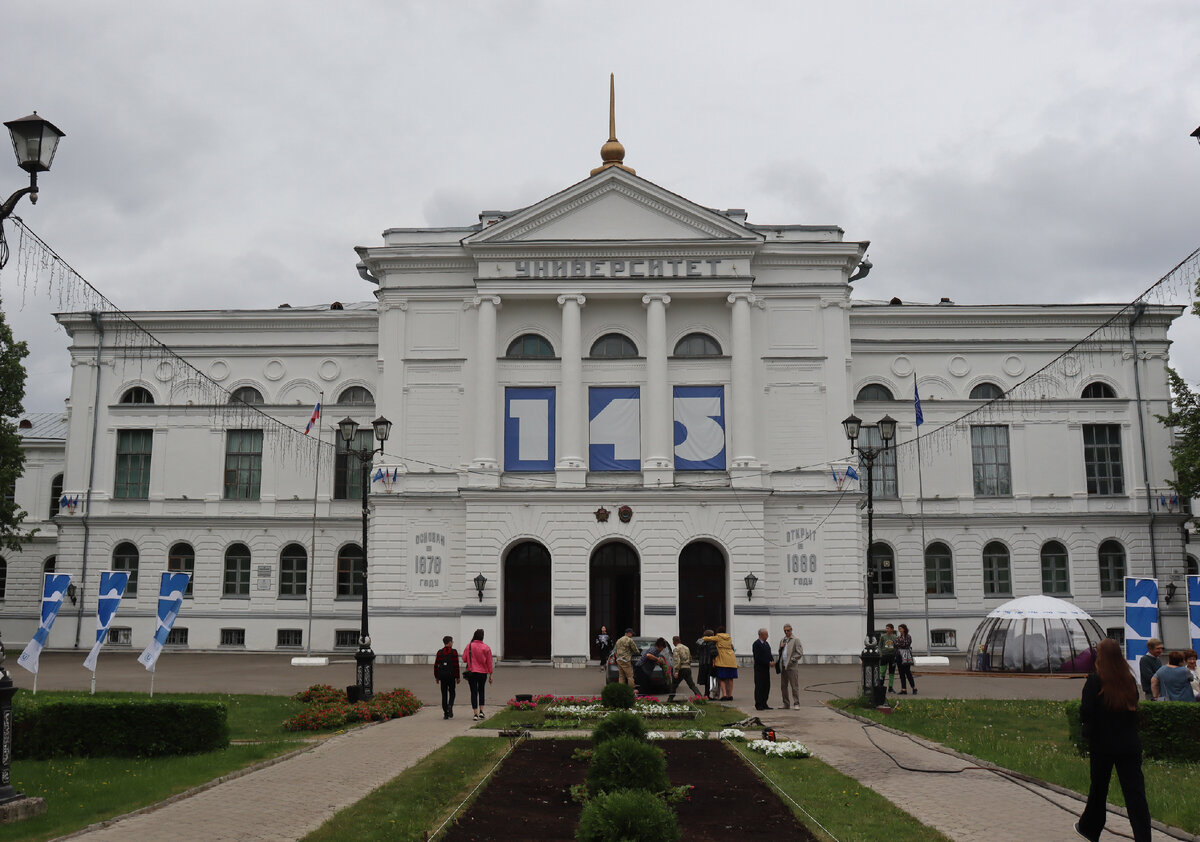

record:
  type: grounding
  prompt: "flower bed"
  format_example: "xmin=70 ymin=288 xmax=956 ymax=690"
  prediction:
xmin=748 ymin=739 xmax=812 ymax=758
xmin=283 ymin=684 xmax=422 ymax=732
xmin=544 ymin=701 xmax=701 ymax=719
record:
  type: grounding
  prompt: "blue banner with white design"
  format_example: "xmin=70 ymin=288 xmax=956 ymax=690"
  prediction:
xmin=1124 ymin=576 xmax=1159 ymax=678
xmin=504 ymin=387 xmax=555 ymax=471
xmin=589 ymin=387 xmax=640 ymax=471
xmin=673 ymin=385 xmax=726 ymax=470
xmin=17 ymin=573 xmax=73 ymax=674
xmin=138 ymin=572 xmax=191 ymax=671
xmin=1189 ymin=575 xmax=1200 ymax=656
xmin=83 ymin=571 xmax=131 ymax=671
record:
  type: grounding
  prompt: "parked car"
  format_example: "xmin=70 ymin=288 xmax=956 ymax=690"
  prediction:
xmin=605 ymin=636 xmax=674 ymax=694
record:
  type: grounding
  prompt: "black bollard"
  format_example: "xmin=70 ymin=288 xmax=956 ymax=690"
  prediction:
xmin=0 ymin=631 xmax=25 ymax=805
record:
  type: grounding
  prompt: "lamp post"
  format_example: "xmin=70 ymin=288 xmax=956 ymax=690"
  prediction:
xmin=842 ymin=413 xmax=896 ymax=703
xmin=337 ymin=415 xmax=392 ymax=702
xmin=1 ymin=112 xmax=65 ymax=269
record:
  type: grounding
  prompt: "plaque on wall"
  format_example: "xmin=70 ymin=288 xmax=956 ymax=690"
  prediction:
xmin=781 ymin=522 xmax=825 ymax=597
xmin=411 ymin=525 xmax=446 ymax=592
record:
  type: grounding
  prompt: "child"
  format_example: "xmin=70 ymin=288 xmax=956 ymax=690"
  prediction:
xmin=433 ymin=635 xmax=460 ymax=719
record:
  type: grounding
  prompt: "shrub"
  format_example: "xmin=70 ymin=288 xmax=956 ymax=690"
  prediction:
xmin=1065 ymin=700 xmax=1200 ymax=762
xmin=575 ymin=789 xmax=680 ymax=842
xmin=283 ymin=685 xmax=422 ymax=731
xmin=593 ymin=710 xmax=646 ymax=746
xmin=12 ymin=699 xmax=228 ymax=759
xmin=587 ymin=735 xmax=670 ymax=795
xmin=291 ymin=683 xmax=345 ymax=705
xmin=601 ymin=681 xmax=636 ymax=710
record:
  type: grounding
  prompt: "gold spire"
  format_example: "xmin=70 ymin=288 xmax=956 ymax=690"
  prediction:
xmin=591 ymin=73 xmax=635 ymax=176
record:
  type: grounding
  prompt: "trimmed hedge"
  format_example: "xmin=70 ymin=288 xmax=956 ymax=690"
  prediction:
xmin=587 ymin=736 xmax=670 ymax=795
xmin=576 ymin=789 xmax=680 ymax=842
xmin=1065 ymin=700 xmax=1200 ymax=762
xmin=592 ymin=711 xmax=646 ymax=746
xmin=13 ymin=698 xmax=229 ymax=759
xmin=600 ymin=682 xmax=636 ymax=710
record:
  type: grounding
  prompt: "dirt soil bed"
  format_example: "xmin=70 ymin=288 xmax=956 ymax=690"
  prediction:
xmin=441 ymin=738 xmax=818 ymax=841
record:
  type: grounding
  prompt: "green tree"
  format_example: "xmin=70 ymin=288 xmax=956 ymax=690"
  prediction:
xmin=1157 ymin=367 xmax=1200 ymax=508
xmin=0 ymin=298 xmax=32 ymax=552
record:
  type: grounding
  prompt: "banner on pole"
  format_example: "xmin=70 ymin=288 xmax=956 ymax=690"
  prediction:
xmin=1188 ymin=575 xmax=1200 ymax=656
xmin=137 ymin=572 xmax=190 ymax=671
xmin=83 ymin=571 xmax=131 ymax=671
xmin=1124 ymin=576 xmax=1159 ymax=678
xmin=17 ymin=573 xmax=73 ymax=674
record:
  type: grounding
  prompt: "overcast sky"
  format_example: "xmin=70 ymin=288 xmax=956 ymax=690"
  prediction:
xmin=3 ymin=1 xmax=1199 ymax=414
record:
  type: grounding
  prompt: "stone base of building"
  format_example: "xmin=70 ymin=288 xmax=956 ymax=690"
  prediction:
xmin=0 ymin=796 xmax=47 ymax=824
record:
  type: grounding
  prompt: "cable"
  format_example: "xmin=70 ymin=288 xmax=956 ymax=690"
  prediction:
xmin=725 ymin=737 xmax=843 ymax=842
xmin=427 ymin=733 xmax=524 ymax=841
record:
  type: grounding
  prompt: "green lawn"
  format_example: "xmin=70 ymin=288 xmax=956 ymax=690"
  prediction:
xmin=830 ymin=698 xmax=1200 ymax=835
xmin=2 ymin=691 xmax=310 ymax=842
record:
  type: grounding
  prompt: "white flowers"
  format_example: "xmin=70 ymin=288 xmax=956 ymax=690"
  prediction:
xmin=678 ymin=729 xmax=707 ymax=740
xmin=544 ymin=702 xmax=700 ymax=719
xmin=748 ymin=739 xmax=812 ymax=758
xmin=646 ymin=731 xmax=666 ymax=740
xmin=719 ymin=728 xmax=746 ymax=741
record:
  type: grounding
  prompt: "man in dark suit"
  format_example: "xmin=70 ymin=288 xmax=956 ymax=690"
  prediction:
xmin=752 ymin=628 xmax=775 ymax=710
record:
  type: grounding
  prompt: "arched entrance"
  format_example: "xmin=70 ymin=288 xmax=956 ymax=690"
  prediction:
xmin=589 ymin=542 xmax=640 ymax=660
xmin=678 ymin=540 xmax=726 ymax=643
xmin=503 ymin=541 xmax=551 ymax=660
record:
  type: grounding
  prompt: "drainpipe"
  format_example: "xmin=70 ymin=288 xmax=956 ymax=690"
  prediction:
xmin=1129 ymin=302 xmax=1158 ymax=582
xmin=74 ymin=312 xmax=104 ymax=647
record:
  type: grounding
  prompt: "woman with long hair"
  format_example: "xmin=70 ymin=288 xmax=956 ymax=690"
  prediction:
xmin=702 ymin=626 xmax=737 ymax=701
xmin=1075 ymin=637 xmax=1151 ymax=842
xmin=895 ymin=623 xmax=917 ymax=695
xmin=461 ymin=628 xmax=494 ymax=721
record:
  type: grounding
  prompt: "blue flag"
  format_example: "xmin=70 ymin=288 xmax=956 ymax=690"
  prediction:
xmin=138 ymin=572 xmax=191 ymax=671
xmin=18 ymin=573 xmax=73 ymax=674
xmin=846 ymin=465 xmax=860 ymax=481
xmin=83 ymin=571 xmax=131 ymax=671
xmin=914 ymin=383 xmax=924 ymax=427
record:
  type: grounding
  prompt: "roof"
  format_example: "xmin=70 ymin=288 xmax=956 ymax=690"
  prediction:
xmin=985 ymin=594 xmax=1094 ymax=620
xmin=15 ymin=412 xmax=68 ymax=441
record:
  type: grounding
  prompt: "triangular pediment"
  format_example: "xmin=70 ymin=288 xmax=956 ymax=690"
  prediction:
xmin=463 ymin=167 xmax=761 ymax=246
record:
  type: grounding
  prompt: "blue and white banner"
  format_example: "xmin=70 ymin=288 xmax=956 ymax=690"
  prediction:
xmin=589 ymin=387 xmax=640 ymax=471
xmin=83 ymin=571 xmax=131 ymax=671
xmin=1188 ymin=575 xmax=1200 ymax=656
xmin=504 ymin=387 xmax=555 ymax=471
xmin=17 ymin=573 xmax=73 ymax=674
xmin=673 ymin=385 xmax=726 ymax=470
xmin=1124 ymin=576 xmax=1159 ymax=678
xmin=137 ymin=572 xmax=191 ymax=671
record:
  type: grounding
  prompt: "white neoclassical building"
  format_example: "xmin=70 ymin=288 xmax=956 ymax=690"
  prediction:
xmin=5 ymin=133 xmax=1195 ymax=664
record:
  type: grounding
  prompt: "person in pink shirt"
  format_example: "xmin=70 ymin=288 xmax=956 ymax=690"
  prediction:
xmin=462 ymin=628 xmax=495 ymax=721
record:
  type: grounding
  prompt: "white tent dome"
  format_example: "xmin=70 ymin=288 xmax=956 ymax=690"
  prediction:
xmin=967 ymin=595 xmax=1107 ymax=673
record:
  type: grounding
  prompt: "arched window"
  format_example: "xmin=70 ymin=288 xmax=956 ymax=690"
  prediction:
xmin=1098 ymin=540 xmax=1126 ymax=595
xmin=869 ymin=542 xmax=896 ymax=596
xmin=223 ymin=543 xmax=251 ymax=597
xmin=970 ymin=382 xmax=1005 ymax=400
xmin=229 ymin=386 xmax=265 ymax=405
xmin=589 ymin=333 xmax=638 ymax=358
xmin=169 ymin=542 xmax=195 ymax=597
xmin=120 ymin=386 xmax=154 ymax=404
xmin=43 ymin=555 xmax=56 ymax=574
xmin=856 ymin=384 xmax=894 ymax=402
xmin=1188 ymin=556 xmax=1199 ymax=576
xmin=280 ymin=543 xmax=308 ymax=597
xmin=337 ymin=544 xmax=365 ymax=597
xmin=924 ymin=542 xmax=954 ymax=595
xmin=337 ymin=386 xmax=373 ymax=405
xmin=1041 ymin=541 xmax=1070 ymax=594
xmin=49 ymin=473 xmax=63 ymax=519
xmin=1081 ymin=382 xmax=1116 ymax=399
xmin=0 ymin=557 xmax=5 ymax=599
xmin=672 ymin=332 xmax=722 ymax=357
xmin=505 ymin=334 xmax=554 ymax=358
xmin=982 ymin=541 xmax=1012 ymax=596
xmin=113 ymin=541 xmax=140 ymax=595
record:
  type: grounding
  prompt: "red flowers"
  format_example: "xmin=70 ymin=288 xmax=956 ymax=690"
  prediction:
xmin=284 ymin=684 xmax=422 ymax=731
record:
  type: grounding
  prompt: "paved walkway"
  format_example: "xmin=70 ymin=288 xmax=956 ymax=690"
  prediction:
xmin=36 ymin=657 xmax=1192 ymax=842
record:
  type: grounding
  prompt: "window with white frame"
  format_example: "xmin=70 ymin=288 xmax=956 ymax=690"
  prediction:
xmin=168 ymin=542 xmax=195 ymax=597
xmin=337 ymin=544 xmax=365 ymax=598
xmin=112 ymin=542 xmax=139 ymax=595
xmin=220 ymin=628 xmax=246 ymax=646
xmin=279 ymin=543 xmax=307 ymax=597
xmin=334 ymin=429 xmax=374 ymax=500
xmin=49 ymin=473 xmax=63 ymax=518
xmin=115 ymin=430 xmax=153 ymax=499
xmin=869 ymin=542 xmax=896 ymax=596
xmin=108 ymin=627 xmax=132 ymax=645
xmin=277 ymin=629 xmax=303 ymax=648
xmin=982 ymin=541 xmax=1012 ymax=596
xmin=971 ymin=425 xmax=1011 ymax=497
xmin=223 ymin=430 xmax=263 ymax=500
xmin=924 ymin=542 xmax=954 ymax=595
xmin=166 ymin=627 xmax=189 ymax=646
xmin=223 ymin=544 xmax=251 ymax=597
xmin=930 ymin=629 xmax=957 ymax=648
xmin=859 ymin=426 xmax=898 ymax=499
xmin=334 ymin=629 xmax=359 ymax=648
xmin=1098 ymin=540 xmax=1126 ymax=595
xmin=1083 ymin=424 xmax=1124 ymax=496
xmin=1041 ymin=541 xmax=1070 ymax=594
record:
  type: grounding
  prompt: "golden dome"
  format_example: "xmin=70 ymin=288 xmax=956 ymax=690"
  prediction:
xmin=591 ymin=74 xmax=635 ymax=176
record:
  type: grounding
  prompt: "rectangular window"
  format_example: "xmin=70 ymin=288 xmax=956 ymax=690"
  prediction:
xmin=115 ymin=429 xmax=153 ymax=499
xmin=220 ymin=628 xmax=246 ymax=647
xmin=223 ymin=552 xmax=251 ymax=597
xmin=971 ymin=426 xmax=1011 ymax=497
xmin=277 ymin=629 xmax=303 ymax=648
xmin=983 ymin=559 xmax=1012 ymax=596
xmin=924 ymin=555 xmax=954 ymax=595
xmin=337 ymin=550 xmax=365 ymax=598
xmin=279 ymin=554 xmax=307 ymax=598
xmin=1106 ymin=627 xmax=1125 ymax=645
xmin=333 ymin=429 xmax=375 ymax=499
xmin=168 ymin=548 xmax=195 ymax=597
xmin=860 ymin=426 xmax=897 ymax=499
xmin=1083 ymin=424 xmax=1124 ymax=496
xmin=930 ymin=629 xmax=957 ymax=648
xmin=108 ymin=627 xmax=132 ymax=645
xmin=1041 ymin=558 xmax=1070 ymax=594
xmin=165 ymin=627 xmax=189 ymax=646
xmin=334 ymin=629 xmax=359 ymax=648
xmin=223 ymin=430 xmax=263 ymax=500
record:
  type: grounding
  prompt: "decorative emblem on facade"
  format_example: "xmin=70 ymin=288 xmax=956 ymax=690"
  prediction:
xmin=594 ymin=507 xmax=610 ymax=523
xmin=618 ymin=505 xmax=633 ymax=523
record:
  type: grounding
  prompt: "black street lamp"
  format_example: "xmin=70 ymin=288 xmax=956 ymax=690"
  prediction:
xmin=338 ymin=414 xmax=392 ymax=701
xmin=1 ymin=112 xmax=65 ymax=269
xmin=843 ymin=412 xmax=896 ymax=704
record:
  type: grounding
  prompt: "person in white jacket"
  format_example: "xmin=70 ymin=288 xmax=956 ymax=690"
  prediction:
xmin=776 ymin=624 xmax=804 ymax=709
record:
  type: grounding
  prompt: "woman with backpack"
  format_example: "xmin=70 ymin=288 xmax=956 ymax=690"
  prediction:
xmin=462 ymin=628 xmax=495 ymax=721
xmin=433 ymin=635 xmax=460 ymax=718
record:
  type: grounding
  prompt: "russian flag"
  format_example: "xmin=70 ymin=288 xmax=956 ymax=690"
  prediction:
xmin=304 ymin=402 xmax=321 ymax=435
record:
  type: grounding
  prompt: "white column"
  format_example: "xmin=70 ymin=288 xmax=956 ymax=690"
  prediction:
xmin=642 ymin=293 xmax=673 ymax=485
xmin=557 ymin=293 xmax=587 ymax=487
xmin=470 ymin=295 xmax=501 ymax=482
xmin=727 ymin=292 xmax=759 ymax=471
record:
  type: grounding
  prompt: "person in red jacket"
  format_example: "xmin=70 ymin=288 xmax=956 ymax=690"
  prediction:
xmin=433 ymin=635 xmax=461 ymax=719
